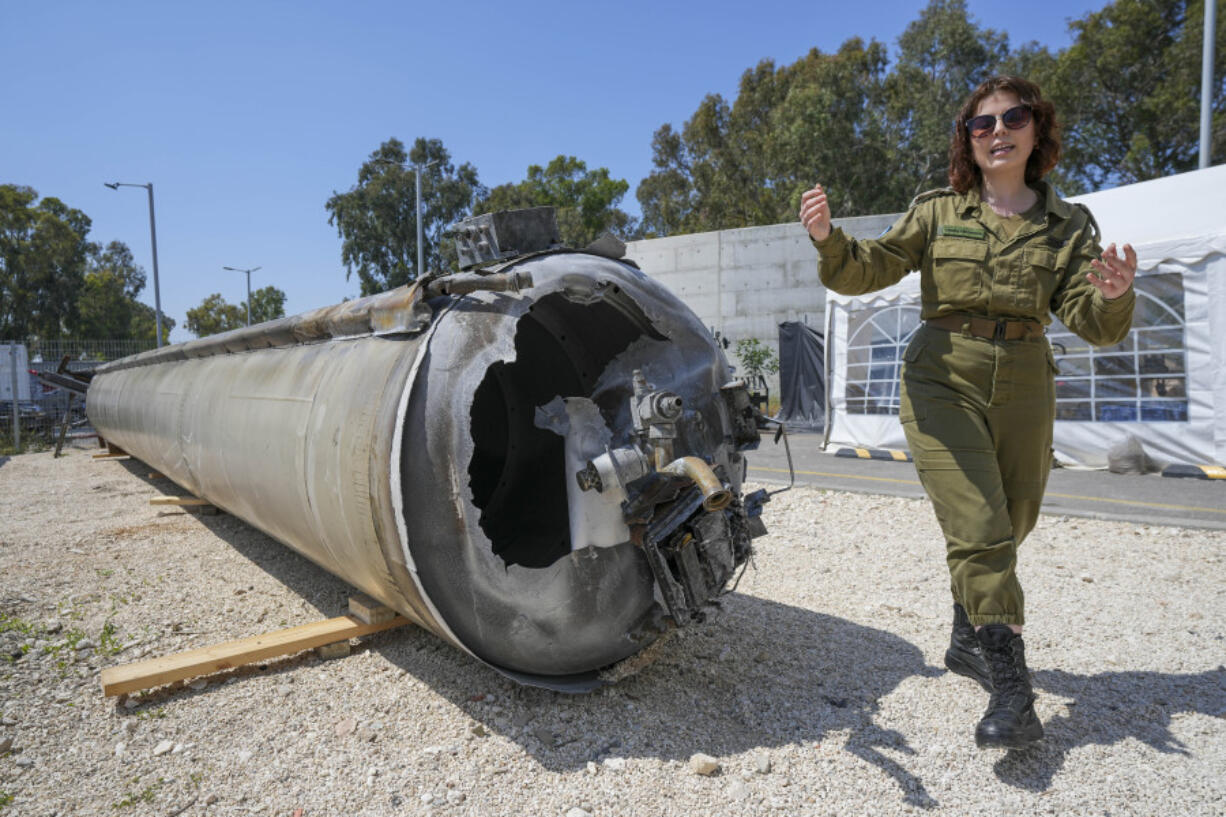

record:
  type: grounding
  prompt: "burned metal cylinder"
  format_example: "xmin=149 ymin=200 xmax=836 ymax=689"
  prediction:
xmin=87 ymin=248 xmax=764 ymax=690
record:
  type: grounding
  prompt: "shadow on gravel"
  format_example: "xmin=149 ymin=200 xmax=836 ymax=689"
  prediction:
xmin=378 ymin=590 xmax=948 ymax=810
xmin=993 ymin=666 xmax=1226 ymax=791
xmin=110 ymin=457 xmax=356 ymax=618
xmin=109 ymin=461 xmax=945 ymax=808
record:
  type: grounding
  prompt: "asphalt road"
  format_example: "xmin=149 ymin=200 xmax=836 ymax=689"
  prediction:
xmin=745 ymin=431 xmax=1226 ymax=532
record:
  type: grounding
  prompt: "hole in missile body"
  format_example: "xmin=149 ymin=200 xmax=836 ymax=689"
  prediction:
xmin=469 ymin=292 xmax=654 ymax=568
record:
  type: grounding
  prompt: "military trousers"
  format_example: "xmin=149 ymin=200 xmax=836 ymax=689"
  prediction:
xmin=899 ymin=322 xmax=1057 ymax=626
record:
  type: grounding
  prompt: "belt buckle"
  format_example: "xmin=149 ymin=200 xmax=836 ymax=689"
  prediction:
xmin=992 ymin=319 xmax=1008 ymax=341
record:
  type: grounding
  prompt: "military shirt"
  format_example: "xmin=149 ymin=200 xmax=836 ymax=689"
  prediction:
xmin=811 ymin=181 xmax=1134 ymax=347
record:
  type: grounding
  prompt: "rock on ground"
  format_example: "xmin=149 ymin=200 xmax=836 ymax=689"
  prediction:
xmin=0 ymin=444 xmax=1223 ymax=815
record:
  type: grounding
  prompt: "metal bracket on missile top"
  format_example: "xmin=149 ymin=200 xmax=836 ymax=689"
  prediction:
xmin=452 ymin=207 xmax=561 ymax=270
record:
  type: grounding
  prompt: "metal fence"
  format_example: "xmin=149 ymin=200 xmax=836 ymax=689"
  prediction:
xmin=4 ymin=338 xmax=155 ymax=448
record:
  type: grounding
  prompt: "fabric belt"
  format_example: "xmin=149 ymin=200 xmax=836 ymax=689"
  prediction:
xmin=925 ymin=313 xmax=1045 ymax=342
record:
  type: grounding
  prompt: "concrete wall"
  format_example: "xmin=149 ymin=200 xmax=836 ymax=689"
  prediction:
xmin=624 ymin=214 xmax=899 ymax=397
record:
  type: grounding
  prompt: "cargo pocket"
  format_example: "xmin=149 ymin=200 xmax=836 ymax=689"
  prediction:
xmin=926 ymin=238 xmax=987 ymax=307
xmin=1024 ymin=245 xmax=1062 ymax=313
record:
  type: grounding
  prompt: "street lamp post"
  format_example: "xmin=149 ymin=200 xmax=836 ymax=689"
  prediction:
xmin=1200 ymin=0 xmax=1217 ymax=168
xmin=413 ymin=160 xmax=438 ymax=280
xmin=372 ymin=158 xmax=438 ymax=279
xmin=223 ymin=266 xmax=262 ymax=326
xmin=104 ymin=181 xmax=164 ymax=347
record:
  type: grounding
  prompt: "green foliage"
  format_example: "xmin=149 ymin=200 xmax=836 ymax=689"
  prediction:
xmin=636 ymin=0 xmax=1225 ymax=236
xmin=474 ymin=155 xmax=636 ymax=247
xmin=326 ymin=137 xmax=486 ymax=295
xmin=247 ymin=285 xmax=286 ymax=324
xmin=886 ymin=0 xmax=1008 ymax=197
xmin=0 ymin=791 xmax=13 ymax=811
xmin=0 ymin=612 xmax=35 ymax=637
xmin=74 ymin=241 xmax=174 ymax=343
xmin=1031 ymin=0 xmax=1225 ymax=190
xmin=99 ymin=619 xmax=123 ymax=656
xmin=0 ymin=185 xmax=92 ymax=339
xmin=1 ymin=189 xmax=172 ymax=342
xmin=185 ymin=293 xmax=244 ymax=337
xmin=112 ymin=778 xmax=164 ymax=809
xmin=637 ymin=33 xmax=928 ymax=235
xmin=186 ymin=285 xmax=285 ymax=337
xmin=735 ymin=338 xmax=779 ymax=379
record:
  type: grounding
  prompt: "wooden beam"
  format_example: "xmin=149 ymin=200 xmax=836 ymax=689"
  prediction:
xmin=92 ymin=452 xmax=130 ymax=460
xmin=150 ymin=496 xmax=211 ymax=507
xmin=100 ymin=614 xmax=409 ymax=697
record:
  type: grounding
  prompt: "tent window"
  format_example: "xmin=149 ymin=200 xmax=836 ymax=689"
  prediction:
xmin=1050 ymin=272 xmax=1187 ymax=423
xmin=843 ymin=305 xmax=921 ymax=415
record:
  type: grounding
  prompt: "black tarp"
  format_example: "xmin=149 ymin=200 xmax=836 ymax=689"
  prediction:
xmin=777 ymin=321 xmax=825 ymax=430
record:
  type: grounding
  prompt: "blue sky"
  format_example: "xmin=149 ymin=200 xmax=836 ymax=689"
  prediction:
xmin=2 ymin=0 xmax=1110 ymax=342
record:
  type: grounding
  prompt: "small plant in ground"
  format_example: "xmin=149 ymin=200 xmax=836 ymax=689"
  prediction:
xmin=99 ymin=619 xmax=122 ymax=655
xmin=0 ymin=790 xmax=14 ymax=811
xmin=112 ymin=778 xmax=164 ymax=809
xmin=0 ymin=613 xmax=35 ymax=637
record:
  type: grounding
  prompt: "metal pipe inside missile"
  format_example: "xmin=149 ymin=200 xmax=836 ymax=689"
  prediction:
xmin=661 ymin=456 xmax=732 ymax=512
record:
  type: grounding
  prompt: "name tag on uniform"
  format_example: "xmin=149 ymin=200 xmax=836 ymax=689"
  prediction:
xmin=937 ymin=224 xmax=986 ymax=240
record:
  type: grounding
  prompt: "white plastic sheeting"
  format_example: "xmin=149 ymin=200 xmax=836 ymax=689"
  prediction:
xmin=822 ymin=164 xmax=1226 ymax=468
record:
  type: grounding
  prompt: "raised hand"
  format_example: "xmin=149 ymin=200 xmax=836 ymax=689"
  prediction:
xmin=1088 ymin=243 xmax=1137 ymax=300
xmin=799 ymin=184 xmax=832 ymax=242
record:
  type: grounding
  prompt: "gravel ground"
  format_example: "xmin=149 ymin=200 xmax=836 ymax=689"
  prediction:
xmin=1 ymin=443 xmax=1224 ymax=816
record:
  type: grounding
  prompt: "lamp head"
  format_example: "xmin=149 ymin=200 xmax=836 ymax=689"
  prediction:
xmin=103 ymin=182 xmax=120 ymax=190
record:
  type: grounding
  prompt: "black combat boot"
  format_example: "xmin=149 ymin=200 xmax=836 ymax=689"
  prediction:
xmin=974 ymin=624 xmax=1044 ymax=749
xmin=944 ymin=603 xmax=992 ymax=691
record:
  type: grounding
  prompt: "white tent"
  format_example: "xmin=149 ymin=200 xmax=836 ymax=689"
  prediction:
xmin=822 ymin=164 xmax=1226 ymax=468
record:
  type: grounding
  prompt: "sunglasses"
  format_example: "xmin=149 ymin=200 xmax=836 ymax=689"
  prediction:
xmin=965 ymin=105 xmax=1032 ymax=138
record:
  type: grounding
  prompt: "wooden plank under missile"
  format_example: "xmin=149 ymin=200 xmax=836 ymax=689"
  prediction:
xmin=99 ymin=614 xmax=409 ymax=697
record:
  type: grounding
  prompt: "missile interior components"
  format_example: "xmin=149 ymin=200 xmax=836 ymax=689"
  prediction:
xmin=87 ymin=213 xmax=767 ymax=691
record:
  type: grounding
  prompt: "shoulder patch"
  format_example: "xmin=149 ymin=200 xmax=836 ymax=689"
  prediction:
xmin=937 ymin=224 xmax=986 ymax=240
xmin=909 ymin=187 xmax=956 ymax=209
xmin=1073 ymin=203 xmax=1102 ymax=241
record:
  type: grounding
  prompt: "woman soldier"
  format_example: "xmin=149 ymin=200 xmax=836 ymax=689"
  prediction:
xmin=799 ymin=76 xmax=1136 ymax=749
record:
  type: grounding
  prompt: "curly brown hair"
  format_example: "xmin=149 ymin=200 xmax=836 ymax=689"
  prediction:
xmin=947 ymin=76 xmax=1061 ymax=194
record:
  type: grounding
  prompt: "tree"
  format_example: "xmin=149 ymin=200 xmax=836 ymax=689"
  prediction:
xmin=635 ymin=0 xmax=1040 ymax=235
xmin=326 ymin=137 xmax=486 ymax=295
xmin=884 ymin=0 xmax=1009 ymax=199
xmin=185 ymin=294 xmax=245 ymax=337
xmin=247 ymin=285 xmax=286 ymax=324
xmin=75 ymin=240 xmax=172 ymax=342
xmin=474 ymin=156 xmax=635 ymax=248
xmin=638 ymin=55 xmax=808 ymax=235
xmin=128 ymin=301 xmax=174 ymax=344
xmin=636 ymin=28 xmax=954 ymax=235
xmin=0 ymin=185 xmax=92 ymax=340
xmin=1033 ymin=0 xmax=1225 ymax=191
xmin=185 ymin=286 xmax=285 ymax=337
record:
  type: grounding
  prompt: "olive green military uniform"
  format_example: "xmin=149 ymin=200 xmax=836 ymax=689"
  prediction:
xmin=812 ymin=181 xmax=1134 ymax=626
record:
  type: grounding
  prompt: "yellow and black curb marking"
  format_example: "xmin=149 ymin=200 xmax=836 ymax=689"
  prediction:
xmin=834 ymin=447 xmax=913 ymax=463
xmin=1161 ymin=464 xmax=1226 ymax=480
